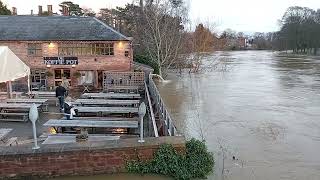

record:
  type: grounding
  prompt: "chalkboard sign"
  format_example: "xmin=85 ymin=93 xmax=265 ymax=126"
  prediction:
xmin=44 ymin=57 xmax=78 ymax=65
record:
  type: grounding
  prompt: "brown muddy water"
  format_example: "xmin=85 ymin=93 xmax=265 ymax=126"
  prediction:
xmin=156 ymin=51 xmax=320 ymax=180
xmin=53 ymin=51 xmax=320 ymax=180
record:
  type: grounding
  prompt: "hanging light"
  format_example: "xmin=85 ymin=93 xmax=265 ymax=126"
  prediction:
xmin=48 ymin=42 xmax=55 ymax=48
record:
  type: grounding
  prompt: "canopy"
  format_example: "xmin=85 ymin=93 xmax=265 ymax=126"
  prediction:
xmin=0 ymin=46 xmax=30 ymax=83
xmin=0 ymin=46 xmax=30 ymax=96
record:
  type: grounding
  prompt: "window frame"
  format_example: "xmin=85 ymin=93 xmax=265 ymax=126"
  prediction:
xmin=27 ymin=43 xmax=42 ymax=57
xmin=58 ymin=43 xmax=114 ymax=56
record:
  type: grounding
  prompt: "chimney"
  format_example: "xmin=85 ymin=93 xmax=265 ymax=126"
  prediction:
xmin=47 ymin=5 xmax=53 ymax=16
xmin=38 ymin=5 xmax=42 ymax=16
xmin=12 ymin=7 xmax=17 ymax=15
xmin=62 ymin=6 xmax=69 ymax=16
xmin=31 ymin=10 xmax=33 ymax=16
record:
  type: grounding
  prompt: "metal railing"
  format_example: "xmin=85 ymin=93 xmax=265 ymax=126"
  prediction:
xmin=147 ymin=75 xmax=179 ymax=136
xmin=145 ymin=82 xmax=159 ymax=137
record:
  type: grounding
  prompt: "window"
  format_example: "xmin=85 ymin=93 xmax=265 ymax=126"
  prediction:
xmin=27 ymin=43 xmax=42 ymax=56
xmin=94 ymin=43 xmax=114 ymax=55
xmin=54 ymin=69 xmax=71 ymax=87
xmin=125 ymin=50 xmax=130 ymax=57
xmin=78 ymin=71 xmax=94 ymax=85
xmin=58 ymin=43 xmax=114 ymax=56
xmin=30 ymin=69 xmax=47 ymax=91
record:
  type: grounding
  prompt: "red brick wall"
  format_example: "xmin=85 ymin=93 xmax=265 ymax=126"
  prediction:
xmin=0 ymin=137 xmax=185 ymax=179
xmin=0 ymin=41 xmax=133 ymax=88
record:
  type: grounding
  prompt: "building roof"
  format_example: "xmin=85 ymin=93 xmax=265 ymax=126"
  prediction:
xmin=0 ymin=15 xmax=129 ymax=41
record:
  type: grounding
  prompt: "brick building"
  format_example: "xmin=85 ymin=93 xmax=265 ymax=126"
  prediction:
xmin=0 ymin=15 xmax=133 ymax=91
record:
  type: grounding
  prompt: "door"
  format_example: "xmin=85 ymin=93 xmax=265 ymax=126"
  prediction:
xmin=54 ymin=69 xmax=71 ymax=87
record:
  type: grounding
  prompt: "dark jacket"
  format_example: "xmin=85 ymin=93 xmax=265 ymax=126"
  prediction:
xmin=55 ymin=86 xmax=66 ymax=97
xmin=64 ymin=103 xmax=73 ymax=114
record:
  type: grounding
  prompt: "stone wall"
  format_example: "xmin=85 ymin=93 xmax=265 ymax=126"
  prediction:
xmin=0 ymin=137 xmax=185 ymax=179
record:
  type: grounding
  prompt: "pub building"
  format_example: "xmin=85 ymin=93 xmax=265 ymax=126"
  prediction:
xmin=0 ymin=9 xmax=133 ymax=91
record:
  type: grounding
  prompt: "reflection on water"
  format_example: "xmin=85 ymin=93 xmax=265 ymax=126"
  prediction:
xmin=157 ymin=51 xmax=320 ymax=180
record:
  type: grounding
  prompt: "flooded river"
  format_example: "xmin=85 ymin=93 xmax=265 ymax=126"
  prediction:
xmin=156 ymin=51 xmax=320 ymax=180
xmin=54 ymin=51 xmax=319 ymax=180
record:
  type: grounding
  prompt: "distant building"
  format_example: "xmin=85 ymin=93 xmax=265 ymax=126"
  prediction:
xmin=0 ymin=14 xmax=132 ymax=90
xmin=215 ymin=36 xmax=247 ymax=50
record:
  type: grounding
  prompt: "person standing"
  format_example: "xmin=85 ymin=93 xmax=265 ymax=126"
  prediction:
xmin=61 ymin=76 xmax=70 ymax=96
xmin=55 ymin=82 xmax=66 ymax=111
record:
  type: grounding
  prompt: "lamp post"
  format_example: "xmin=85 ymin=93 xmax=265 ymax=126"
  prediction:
xmin=138 ymin=102 xmax=146 ymax=143
xmin=29 ymin=103 xmax=40 ymax=150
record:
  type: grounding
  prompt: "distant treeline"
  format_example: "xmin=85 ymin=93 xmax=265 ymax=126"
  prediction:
xmin=251 ymin=6 xmax=320 ymax=54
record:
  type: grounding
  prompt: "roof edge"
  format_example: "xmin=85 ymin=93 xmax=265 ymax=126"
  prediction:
xmin=93 ymin=17 xmax=130 ymax=41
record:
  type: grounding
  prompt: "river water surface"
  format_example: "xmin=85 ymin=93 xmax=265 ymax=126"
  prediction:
xmin=156 ymin=51 xmax=320 ymax=180
xmin=55 ymin=51 xmax=319 ymax=180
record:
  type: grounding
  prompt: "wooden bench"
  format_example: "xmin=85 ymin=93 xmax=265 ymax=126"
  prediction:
xmin=6 ymin=99 xmax=49 ymax=111
xmin=5 ymin=137 xmax=18 ymax=146
xmin=75 ymin=107 xmax=139 ymax=113
xmin=73 ymin=99 xmax=140 ymax=107
xmin=42 ymin=134 xmax=120 ymax=145
xmin=44 ymin=119 xmax=139 ymax=128
xmin=105 ymin=86 xmax=139 ymax=93
xmin=0 ymin=112 xmax=28 ymax=122
xmin=81 ymin=93 xmax=141 ymax=99
xmin=60 ymin=117 xmax=139 ymax=121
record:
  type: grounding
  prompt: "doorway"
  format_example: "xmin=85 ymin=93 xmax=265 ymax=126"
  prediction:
xmin=54 ymin=69 xmax=71 ymax=87
xmin=98 ymin=71 xmax=103 ymax=89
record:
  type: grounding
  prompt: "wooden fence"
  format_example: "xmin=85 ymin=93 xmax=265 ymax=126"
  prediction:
xmin=103 ymin=72 xmax=145 ymax=91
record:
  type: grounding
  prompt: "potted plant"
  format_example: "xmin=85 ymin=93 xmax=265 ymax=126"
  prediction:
xmin=73 ymin=71 xmax=81 ymax=78
xmin=46 ymin=71 xmax=53 ymax=77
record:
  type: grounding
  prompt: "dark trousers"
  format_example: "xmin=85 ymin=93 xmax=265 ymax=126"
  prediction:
xmin=58 ymin=96 xmax=64 ymax=110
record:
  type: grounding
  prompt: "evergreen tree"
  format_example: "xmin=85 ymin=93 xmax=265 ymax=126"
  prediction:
xmin=0 ymin=0 xmax=11 ymax=15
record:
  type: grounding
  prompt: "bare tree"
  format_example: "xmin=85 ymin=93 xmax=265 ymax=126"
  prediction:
xmin=142 ymin=0 xmax=188 ymax=77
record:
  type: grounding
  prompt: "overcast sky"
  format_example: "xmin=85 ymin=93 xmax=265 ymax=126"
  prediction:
xmin=2 ymin=0 xmax=320 ymax=33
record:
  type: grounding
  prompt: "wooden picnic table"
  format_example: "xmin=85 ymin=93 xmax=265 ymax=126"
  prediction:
xmin=60 ymin=117 xmax=139 ymax=121
xmin=0 ymin=103 xmax=42 ymax=110
xmin=28 ymin=91 xmax=55 ymax=96
xmin=6 ymin=99 xmax=49 ymax=111
xmin=44 ymin=120 xmax=138 ymax=128
xmin=0 ymin=128 xmax=12 ymax=143
xmin=42 ymin=134 xmax=120 ymax=145
xmin=6 ymin=98 xmax=48 ymax=104
xmin=81 ymin=93 xmax=141 ymax=99
xmin=73 ymin=99 xmax=140 ymax=107
xmin=75 ymin=107 xmax=139 ymax=114
xmin=105 ymin=86 xmax=139 ymax=93
xmin=0 ymin=92 xmax=23 ymax=98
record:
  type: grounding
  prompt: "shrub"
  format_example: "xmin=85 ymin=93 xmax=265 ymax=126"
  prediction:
xmin=126 ymin=138 xmax=214 ymax=180
xmin=133 ymin=54 xmax=159 ymax=74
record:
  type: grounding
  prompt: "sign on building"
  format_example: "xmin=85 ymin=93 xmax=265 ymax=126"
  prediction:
xmin=43 ymin=57 xmax=78 ymax=65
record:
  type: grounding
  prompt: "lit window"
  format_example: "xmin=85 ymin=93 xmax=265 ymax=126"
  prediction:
xmin=58 ymin=43 xmax=114 ymax=56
